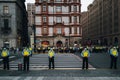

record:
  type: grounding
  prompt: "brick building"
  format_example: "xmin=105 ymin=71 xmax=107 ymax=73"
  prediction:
xmin=34 ymin=0 xmax=81 ymax=47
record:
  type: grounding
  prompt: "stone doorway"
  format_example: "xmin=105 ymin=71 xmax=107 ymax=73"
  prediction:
xmin=56 ymin=40 xmax=63 ymax=47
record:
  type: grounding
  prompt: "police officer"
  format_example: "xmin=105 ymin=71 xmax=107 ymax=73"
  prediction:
xmin=48 ymin=48 xmax=55 ymax=69
xmin=22 ymin=47 xmax=31 ymax=71
xmin=109 ymin=47 xmax=118 ymax=69
xmin=29 ymin=47 xmax=33 ymax=56
xmin=81 ymin=48 xmax=90 ymax=69
xmin=1 ymin=48 xmax=10 ymax=70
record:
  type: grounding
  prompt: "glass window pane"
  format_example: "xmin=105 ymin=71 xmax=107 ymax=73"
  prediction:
xmin=74 ymin=5 xmax=77 ymax=12
xmin=74 ymin=16 xmax=77 ymax=22
xmin=56 ymin=0 xmax=61 ymax=2
xmin=56 ymin=17 xmax=62 ymax=23
xmin=56 ymin=6 xmax=62 ymax=12
xmin=57 ymin=28 xmax=61 ymax=34
xmin=3 ymin=6 xmax=9 ymax=14
xmin=4 ymin=19 xmax=9 ymax=28
xmin=43 ymin=5 xmax=46 ymax=12
xmin=43 ymin=28 xmax=47 ymax=34
xmin=43 ymin=16 xmax=47 ymax=22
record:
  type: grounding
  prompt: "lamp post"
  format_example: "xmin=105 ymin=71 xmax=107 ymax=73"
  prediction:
xmin=33 ymin=24 xmax=36 ymax=52
xmin=32 ymin=12 xmax=36 ymax=52
xmin=69 ymin=23 xmax=70 ymax=47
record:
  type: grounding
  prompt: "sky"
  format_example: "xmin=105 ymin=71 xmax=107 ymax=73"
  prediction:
xmin=25 ymin=0 xmax=94 ymax=12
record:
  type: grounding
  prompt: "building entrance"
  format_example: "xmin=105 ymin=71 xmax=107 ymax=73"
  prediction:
xmin=56 ymin=40 xmax=63 ymax=47
xmin=41 ymin=41 xmax=49 ymax=48
xmin=3 ymin=41 xmax=9 ymax=48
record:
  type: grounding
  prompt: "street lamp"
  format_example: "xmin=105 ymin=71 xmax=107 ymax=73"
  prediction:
xmin=69 ymin=23 xmax=70 ymax=47
xmin=32 ymin=12 xmax=36 ymax=52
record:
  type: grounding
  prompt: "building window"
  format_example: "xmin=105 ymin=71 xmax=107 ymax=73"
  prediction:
xmin=73 ymin=5 xmax=77 ymax=12
xmin=43 ymin=16 xmax=47 ymax=22
xmin=73 ymin=0 xmax=77 ymax=2
xmin=43 ymin=27 xmax=47 ymax=34
xmin=56 ymin=0 xmax=61 ymax=1
xmin=56 ymin=17 xmax=62 ymax=23
xmin=69 ymin=27 xmax=71 ymax=34
xmin=3 ymin=6 xmax=9 ymax=14
xmin=74 ymin=16 xmax=77 ymax=23
xmin=39 ymin=0 xmax=42 ymax=2
xmin=74 ymin=27 xmax=77 ymax=34
xmin=43 ymin=0 xmax=47 ymax=1
xmin=57 ymin=28 xmax=61 ymax=34
xmin=42 ymin=5 xmax=46 ymax=12
xmin=4 ymin=19 xmax=9 ymax=28
xmin=56 ymin=6 xmax=62 ymax=12
xmin=40 ymin=0 xmax=47 ymax=2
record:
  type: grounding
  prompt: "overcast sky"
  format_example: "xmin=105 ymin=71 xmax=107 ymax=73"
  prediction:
xmin=25 ymin=0 xmax=94 ymax=12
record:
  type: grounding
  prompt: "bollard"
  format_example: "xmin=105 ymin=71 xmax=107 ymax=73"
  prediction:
xmin=18 ymin=62 xmax=22 ymax=71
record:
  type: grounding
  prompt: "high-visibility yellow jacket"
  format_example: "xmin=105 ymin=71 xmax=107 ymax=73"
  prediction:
xmin=48 ymin=50 xmax=54 ymax=58
xmin=110 ymin=49 xmax=118 ymax=56
xmin=1 ymin=50 xmax=9 ymax=57
xmin=22 ymin=49 xmax=30 ymax=56
xmin=29 ymin=48 xmax=32 ymax=51
xmin=81 ymin=50 xmax=90 ymax=57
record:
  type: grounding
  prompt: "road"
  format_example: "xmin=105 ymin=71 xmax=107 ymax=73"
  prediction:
xmin=76 ymin=52 xmax=120 ymax=69
xmin=0 ymin=53 xmax=120 ymax=80
xmin=0 ymin=53 xmax=94 ymax=70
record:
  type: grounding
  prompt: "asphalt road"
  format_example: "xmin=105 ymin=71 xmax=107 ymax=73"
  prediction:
xmin=0 ymin=53 xmax=94 ymax=70
xmin=0 ymin=53 xmax=120 ymax=80
xmin=85 ymin=52 xmax=120 ymax=69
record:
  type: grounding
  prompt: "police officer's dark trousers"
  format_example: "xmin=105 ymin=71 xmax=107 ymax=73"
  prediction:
xmin=3 ymin=56 xmax=9 ymax=70
xmin=23 ymin=56 xmax=29 ymax=71
xmin=110 ymin=55 xmax=117 ymax=69
xmin=49 ymin=57 xmax=54 ymax=69
xmin=82 ymin=57 xmax=88 ymax=69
